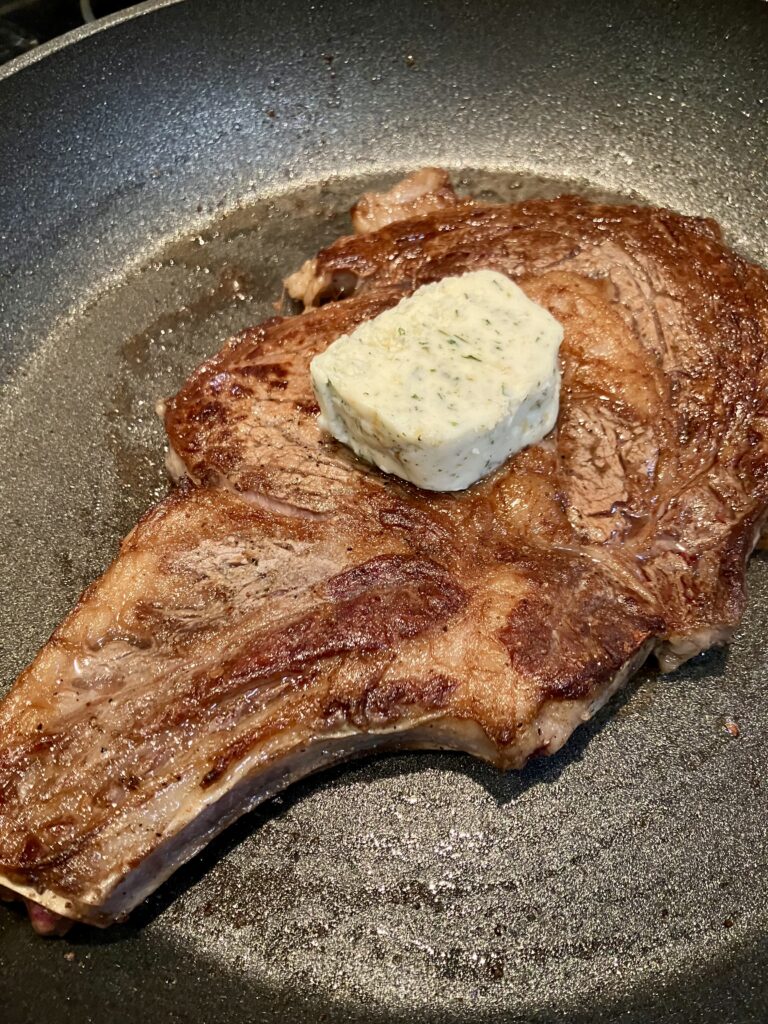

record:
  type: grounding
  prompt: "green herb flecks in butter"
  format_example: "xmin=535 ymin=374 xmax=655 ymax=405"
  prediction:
xmin=309 ymin=269 xmax=563 ymax=491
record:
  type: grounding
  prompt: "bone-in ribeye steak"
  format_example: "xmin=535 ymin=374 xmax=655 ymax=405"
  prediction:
xmin=1 ymin=169 xmax=767 ymax=932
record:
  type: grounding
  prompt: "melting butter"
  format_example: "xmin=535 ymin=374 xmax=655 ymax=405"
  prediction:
xmin=310 ymin=269 xmax=563 ymax=491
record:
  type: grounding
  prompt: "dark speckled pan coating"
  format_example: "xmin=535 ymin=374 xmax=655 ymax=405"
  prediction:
xmin=0 ymin=0 xmax=766 ymax=1021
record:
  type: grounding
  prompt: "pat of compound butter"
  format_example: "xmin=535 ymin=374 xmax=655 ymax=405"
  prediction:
xmin=310 ymin=269 xmax=563 ymax=491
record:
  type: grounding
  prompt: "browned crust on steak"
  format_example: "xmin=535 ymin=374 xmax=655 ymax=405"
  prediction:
xmin=2 ymin=171 xmax=768 ymax=928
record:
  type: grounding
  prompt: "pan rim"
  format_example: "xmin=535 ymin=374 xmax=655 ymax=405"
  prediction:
xmin=0 ymin=0 xmax=185 ymax=85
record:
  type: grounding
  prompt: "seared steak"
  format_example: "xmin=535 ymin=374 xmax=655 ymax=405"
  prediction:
xmin=1 ymin=171 xmax=767 ymax=931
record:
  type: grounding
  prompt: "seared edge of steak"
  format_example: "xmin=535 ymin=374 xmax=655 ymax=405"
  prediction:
xmin=285 ymin=168 xmax=469 ymax=306
xmin=0 ymin=651 xmax=654 ymax=927
xmin=350 ymin=167 xmax=466 ymax=234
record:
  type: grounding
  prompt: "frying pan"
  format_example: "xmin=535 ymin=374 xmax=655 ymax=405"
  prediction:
xmin=1 ymin=1 xmax=767 ymax=1020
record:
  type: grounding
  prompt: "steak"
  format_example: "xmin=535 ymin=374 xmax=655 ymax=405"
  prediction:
xmin=1 ymin=171 xmax=768 ymax=932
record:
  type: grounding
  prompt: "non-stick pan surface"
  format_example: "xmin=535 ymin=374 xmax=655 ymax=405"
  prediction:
xmin=1 ymin=1 xmax=767 ymax=1021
